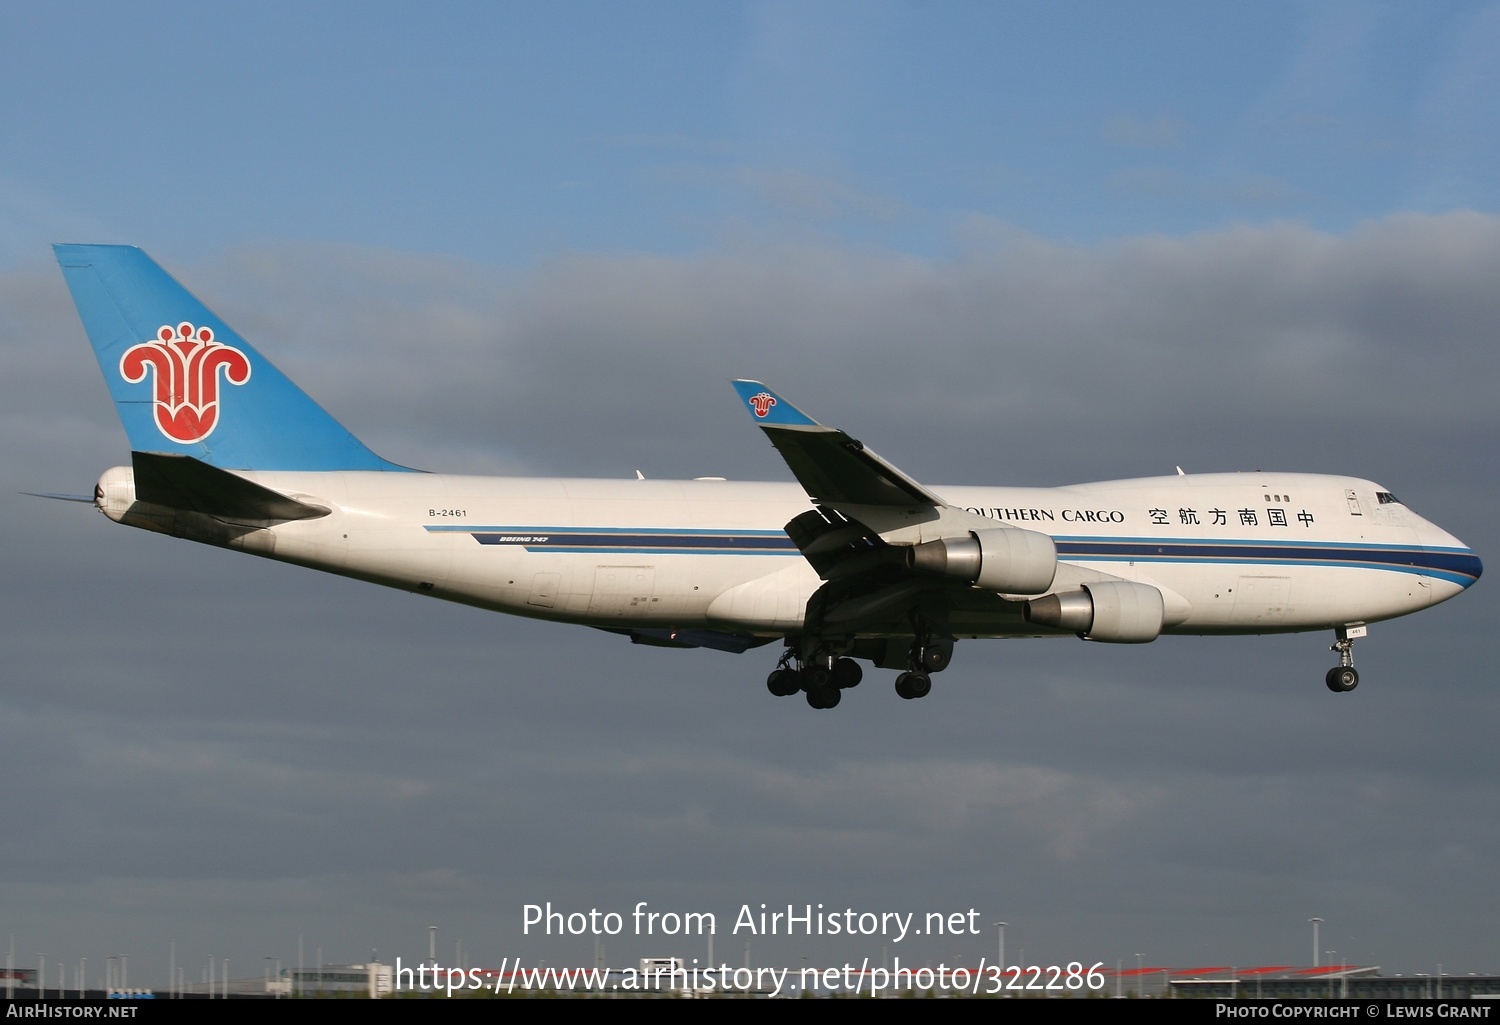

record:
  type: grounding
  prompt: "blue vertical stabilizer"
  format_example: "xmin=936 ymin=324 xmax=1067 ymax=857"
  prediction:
xmin=54 ymin=244 xmax=410 ymax=471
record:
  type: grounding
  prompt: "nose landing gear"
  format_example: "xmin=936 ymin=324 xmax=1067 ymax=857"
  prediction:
xmin=1325 ymin=624 xmax=1366 ymax=693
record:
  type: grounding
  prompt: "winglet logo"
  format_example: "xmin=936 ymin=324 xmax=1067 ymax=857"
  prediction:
xmin=748 ymin=392 xmax=777 ymax=418
xmin=120 ymin=322 xmax=252 ymax=444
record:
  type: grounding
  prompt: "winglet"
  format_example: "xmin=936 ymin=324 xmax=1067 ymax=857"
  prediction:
xmin=729 ymin=380 xmax=944 ymax=507
xmin=732 ymin=380 xmax=819 ymax=427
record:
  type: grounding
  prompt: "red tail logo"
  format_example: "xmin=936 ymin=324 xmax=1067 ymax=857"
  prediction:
xmin=748 ymin=392 xmax=777 ymax=418
xmin=120 ymin=323 xmax=252 ymax=444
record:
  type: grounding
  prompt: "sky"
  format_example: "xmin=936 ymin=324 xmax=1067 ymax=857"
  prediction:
xmin=2 ymin=0 xmax=1499 ymax=992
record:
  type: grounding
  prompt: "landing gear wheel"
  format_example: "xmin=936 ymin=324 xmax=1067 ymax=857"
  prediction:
xmin=767 ymin=668 xmax=801 ymax=697
xmin=894 ymin=671 xmax=932 ymax=700
xmin=1325 ymin=666 xmax=1359 ymax=693
xmin=805 ymin=664 xmax=836 ymax=691
xmin=806 ymin=686 xmax=841 ymax=709
xmin=920 ymin=646 xmax=950 ymax=673
xmin=833 ymin=658 xmax=862 ymax=689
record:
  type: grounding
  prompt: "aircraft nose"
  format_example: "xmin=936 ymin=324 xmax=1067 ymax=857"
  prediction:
xmin=1417 ymin=522 xmax=1481 ymax=605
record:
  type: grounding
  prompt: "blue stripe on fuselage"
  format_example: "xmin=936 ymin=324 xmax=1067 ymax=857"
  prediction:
xmin=1048 ymin=536 xmax=1482 ymax=587
xmin=423 ymin=526 xmax=1481 ymax=585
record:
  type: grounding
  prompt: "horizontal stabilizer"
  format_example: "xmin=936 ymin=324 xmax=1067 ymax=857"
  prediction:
xmin=132 ymin=452 xmax=329 ymax=523
xmin=22 ymin=491 xmax=94 ymax=503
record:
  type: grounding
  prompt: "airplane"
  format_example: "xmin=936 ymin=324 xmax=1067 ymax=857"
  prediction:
xmin=51 ymin=244 xmax=1482 ymax=709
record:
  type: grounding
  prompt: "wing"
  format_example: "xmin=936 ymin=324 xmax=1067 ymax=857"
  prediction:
xmin=732 ymin=381 xmax=1062 ymax=644
xmin=731 ymin=382 xmax=1176 ymax=654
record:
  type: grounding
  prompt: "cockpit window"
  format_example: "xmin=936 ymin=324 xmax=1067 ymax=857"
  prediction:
xmin=1376 ymin=491 xmax=1402 ymax=505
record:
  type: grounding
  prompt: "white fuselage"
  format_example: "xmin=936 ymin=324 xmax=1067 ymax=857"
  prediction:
xmin=115 ymin=468 xmax=1475 ymax=641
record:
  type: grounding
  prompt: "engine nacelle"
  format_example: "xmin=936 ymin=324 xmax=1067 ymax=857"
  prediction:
xmin=1023 ymin=580 xmax=1165 ymax=643
xmin=908 ymin=528 xmax=1057 ymax=596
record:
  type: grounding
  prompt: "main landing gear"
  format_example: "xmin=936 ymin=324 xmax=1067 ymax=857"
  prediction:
xmin=765 ymin=636 xmax=953 ymax=708
xmin=894 ymin=638 xmax=948 ymax=700
xmin=1325 ymin=624 xmax=1366 ymax=693
xmin=766 ymin=651 xmax=863 ymax=709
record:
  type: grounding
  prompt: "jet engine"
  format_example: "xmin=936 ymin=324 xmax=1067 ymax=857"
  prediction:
xmin=1023 ymin=580 xmax=1165 ymax=643
xmin=908 ymin=528 xmax=1057 ymax=596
